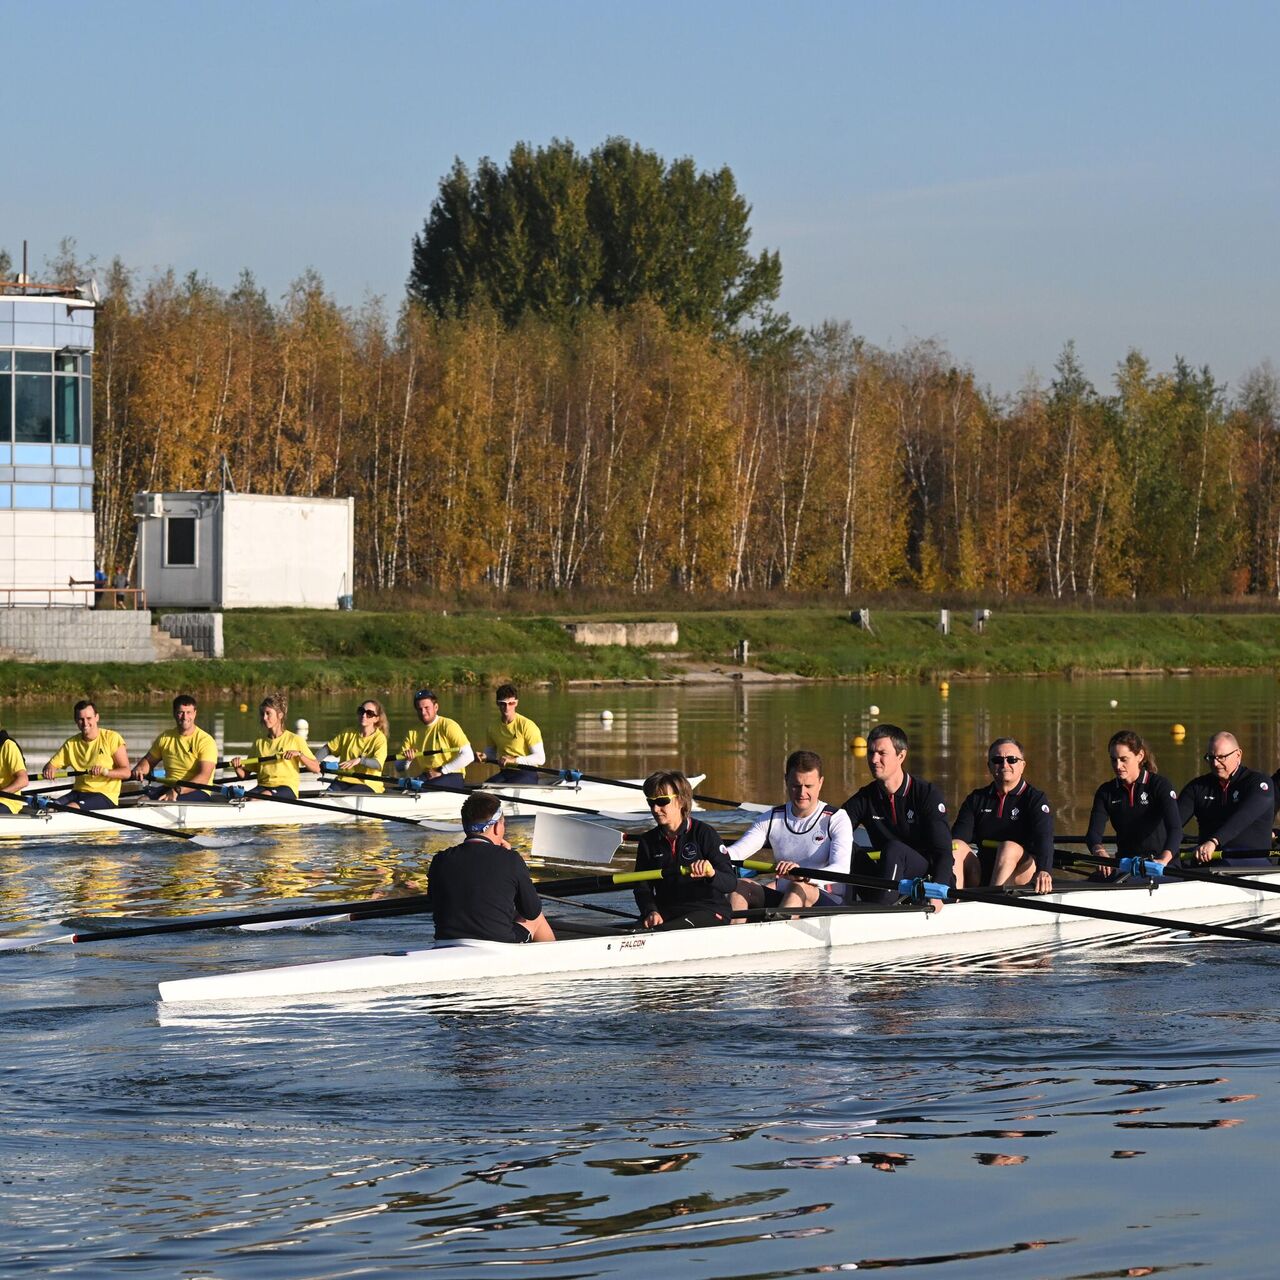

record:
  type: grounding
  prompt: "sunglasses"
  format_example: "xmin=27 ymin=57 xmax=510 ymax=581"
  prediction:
xmin=496 ymin=699 xmax=517 ymax=707
xmin=989 ymin=755 xmax=1023 ymax=766
xmin=1204 ymin=749 xmax=1240 ymax=763
xmin=646 ymin=795 xmax=675 ymax=807
xmin=358 ymin=707 xmax=378 ymax=717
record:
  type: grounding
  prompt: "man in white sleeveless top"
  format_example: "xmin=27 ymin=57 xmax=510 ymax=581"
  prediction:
xmin=727 ymin=749 xmax=853 ymax=916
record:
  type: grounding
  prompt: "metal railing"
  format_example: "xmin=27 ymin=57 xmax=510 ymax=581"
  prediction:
xmin=0 ymin=580 xmax=148 ymax=610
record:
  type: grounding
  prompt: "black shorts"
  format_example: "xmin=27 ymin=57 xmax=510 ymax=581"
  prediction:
xmin=655 ymin=908 xmax=728 ymax=931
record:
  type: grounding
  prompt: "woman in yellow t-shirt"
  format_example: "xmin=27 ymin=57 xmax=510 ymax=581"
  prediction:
xmin=230 ymin=693 xmax=319 ymax=800
xmin=322 ymin=699 xmax=389 ymax=795
xmin=0 ymin=730 xmax=30 ymax=815
xmin=41 ymin=700 xmax=131 ymax=810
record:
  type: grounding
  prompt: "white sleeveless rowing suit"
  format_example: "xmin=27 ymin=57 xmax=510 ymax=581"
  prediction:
xmin=727 ymin=803 xmax=854 ymax=898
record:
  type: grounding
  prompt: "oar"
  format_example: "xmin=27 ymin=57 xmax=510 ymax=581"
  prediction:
xmin=517 ymin=763 xmax=769 ymax=811
xmin=21 ymin=792 xmax=244 ymax=848
xmin=0 ymin=868 xmax=666 ymax=952
xmin=740 ymin=859 xmax=1280 ymax=946
xmin=172 ymin=777 xmax=450 ymax=829
xmin=1057 ymin=848 xmax=1280 ymax=895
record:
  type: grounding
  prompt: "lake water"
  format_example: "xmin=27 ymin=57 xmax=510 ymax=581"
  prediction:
xmin=3 ymin=674 xmax=1279 ymax=1277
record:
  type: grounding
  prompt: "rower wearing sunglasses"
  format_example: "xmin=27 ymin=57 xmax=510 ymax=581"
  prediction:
xmin=950 ymin=738 xmax=1055 ymax=893
xmin=1178 ymin=732 xmax=1274 ymax=866
xmin=398 ymin=688 xmax=474 ymax=788
xmin=322 ymin=700 xmax=390 ymax=794
xmin=634 ymin=770 xmax=737 ymax=930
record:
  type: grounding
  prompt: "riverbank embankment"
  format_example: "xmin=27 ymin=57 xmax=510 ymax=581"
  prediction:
xmin=0 ymin=607 xmax=1277 ymax=703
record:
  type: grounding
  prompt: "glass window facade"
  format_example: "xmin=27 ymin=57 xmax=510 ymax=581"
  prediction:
xmin=1 ymin=350 xmax=91 ymax=447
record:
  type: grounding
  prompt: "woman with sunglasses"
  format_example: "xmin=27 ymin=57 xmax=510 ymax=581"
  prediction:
xmin=633 ymin=770 xmax=737 ymax=930
xmin=322 ymin=700 xmax=390 ymax=794
xmin=230 ymin=693 xmax=320 ymax=800
xmin=1083 ymin=729 xmax=1181 ymax=878
xmin=950 ymin=738 xmax=1055 ymax=893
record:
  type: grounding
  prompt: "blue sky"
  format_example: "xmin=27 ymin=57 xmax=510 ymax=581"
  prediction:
xmin=6 ymin=0 xmax=1277 ymax=393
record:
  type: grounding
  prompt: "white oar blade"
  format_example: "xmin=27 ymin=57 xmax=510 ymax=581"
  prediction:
xmin=239 ymin=913 xmax=354 ymax=932
xmin=531 ymin=814 xmax=622 ymax=865
xmin=0 ymin=930 xmax=75 ymax=952
xmin=191 ymin=833 xmax=253 ymax=849
xmin=415 ymin=820 xmax=464 ymax=834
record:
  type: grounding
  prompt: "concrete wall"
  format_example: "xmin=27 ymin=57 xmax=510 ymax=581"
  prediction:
xmin=158 ymin=612 xmax=224 ymax=658
xmin=0 ymin=611 xmax=160 ymax=663
xmin=564 ymin=621 xmax=679 ymax=647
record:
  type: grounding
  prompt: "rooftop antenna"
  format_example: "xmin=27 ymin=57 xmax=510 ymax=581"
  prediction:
xmin=220 ymin=454 xmax=237 ymax=493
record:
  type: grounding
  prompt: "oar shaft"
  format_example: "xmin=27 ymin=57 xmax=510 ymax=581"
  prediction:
xmin=30 ymin=794 xmax=205 ymax=842
xmin=1057 ymin=847 xmax=1280 ymax=895
xmin=177 ymin=777 xmax=427 ymax=827
xmin=525 ymin=763 xmax=746 ymax=809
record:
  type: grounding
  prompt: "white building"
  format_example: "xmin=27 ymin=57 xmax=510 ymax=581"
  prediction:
xmin=134 ymin=491 xmax=355 ymax=609
xmin=0 ymin=285 xmax=96 ymax=600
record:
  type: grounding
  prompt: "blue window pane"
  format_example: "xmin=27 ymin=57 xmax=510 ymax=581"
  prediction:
xmin=14 ymin=444 xmax=52 ymax=466
xmin=80 ymin=485 xmax=93 ymax=510
xmin=80 ymin=376 xmax=92 ymax=447
xmin=53 ymin=485 xmax=79 ymax=510
xmin=14 ymin=352 xmax=51 ymax=373
xmin=0 ymin=446 xmax=10 ymax=464
xmin=0 ymin=485 xmax=11 ymax=509
xmin=79 ymin=446 xmax=92 ymax=468
xmin=55 ymin=376 xmax=78 ymax=444
xmin=0 ymin=372 xmax=9 ymax=440
xmin=14 ymin=376 xmax=51 ymax=443
xmin=54 ymin=352 xmax=78 ymax=374
xmin=53 ymin=445 xmax=79 ymax=467
xmin=0 ymin=352 xmax=10 ymax=371
xmin=14 ymin=483 xmax=51 ymax=508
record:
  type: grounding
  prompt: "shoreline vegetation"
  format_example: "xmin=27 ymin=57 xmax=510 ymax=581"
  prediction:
xmin=0 ymin=607 xmax=1279 ymax=702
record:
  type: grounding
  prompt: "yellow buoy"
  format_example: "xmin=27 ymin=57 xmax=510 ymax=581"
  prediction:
xmin=850 ymin=735 xmax=867 ymax=753
xmin=939 ymin=680 xmax=950 ymax=693
xmin=238 ymin=703 xmax=248 ymax=713
xmin=1171 ymin=723 xmax=1186 ymax=737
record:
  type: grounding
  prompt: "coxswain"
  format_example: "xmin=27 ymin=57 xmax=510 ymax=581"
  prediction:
xmin=634 ymin=770 xmax=737 ymax=929
xmin=1178 ymin=731 xmax=1274 ymax=866
xmin=322 ymin=699 xmax=389 ymax=793
xmin=40 ymin=700 xmax=130 ymax=810
xmin=0 ymin=727 xmax=29 ymax=815
xmin=951 ymin=738 xmax=1054 ymax=893
xmin=131 ymin=694 xmax=218 ymax=802
xmin=840 ymin=724 xmax=952 ymax=910
xmin=727 ymin=749 xmax=853 ymax=915
xmin=1084 ymin=729 xmax=1182 ymax=876
xmin=476 ymin=683 xmax=546 ymax=785
xmin=399 ymin=688 xmax=474 ymax=787
xmin=230 ymin=693 xmax=320 ymax=800
xmin=426 ymin=793 xmax=554 ymax=943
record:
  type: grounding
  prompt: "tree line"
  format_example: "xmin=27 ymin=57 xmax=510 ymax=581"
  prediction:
xmin=83 ymin=260 xmax=1280 ymax=601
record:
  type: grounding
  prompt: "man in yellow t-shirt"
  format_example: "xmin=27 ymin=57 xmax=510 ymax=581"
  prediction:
xmin=132 ymin=694 xmax=219 ymax=802
xmin=0 ymin=730 xmax=30 ymax=815
xmin=398 ymin=688 xmax=473 ymax=788
xmin=41 ymin=700 xmax=131 ymax=809
xmin=477 ymin=683 xmax=546 ymax=786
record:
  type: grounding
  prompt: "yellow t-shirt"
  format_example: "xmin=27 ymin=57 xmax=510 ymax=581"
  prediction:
xmin=399 ymin=716 xmax=469 ymax=777
xmin=324 ymin=729 xmax=387 ymax=794
xmin=147 ymin=726 xmax=218 ymax=785
xmin=0 ymin=736 xmax=27 ymax=814
xmin=488 ymin=713 xmax=543 ymax=763
xmin=50 ymin=728 xmax=127 ymax=803
xmin=253 ymin=730 xmax=312 ymax=791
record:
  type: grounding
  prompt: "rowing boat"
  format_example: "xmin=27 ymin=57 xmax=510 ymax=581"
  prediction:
xmin=157 ymin=869 xmax=1280 ymax=1004
xmin=0 ymin=775 xmax=705 ymax=840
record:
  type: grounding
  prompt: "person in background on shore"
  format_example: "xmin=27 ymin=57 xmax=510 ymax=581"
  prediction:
xmin=321 ymin=699 xmax=389 ymax=794
xmin=841 ymin=724 xmax=952 ymax=911
xmin=727 ymin=749 xmax=853 ymax=917
xmin=131 ymin=694 xmax=218 ymax=802
xmin=475 ymin=683 xmax=546 ymax=785
xmin=951 ymin=737 xmax=1055 ymax=893
xmin=1179 ymin=731 xmax=1274 ymax=867
xmin=112 ymin=565 xmax=129 ymax=609
xmin=633 ymin=770 xmax=737 ymax=930
xmin=425 ymin=792 xmax=554 ymax=944
xmin=231 ymin=693 xmax=319 ymax=800
xmin=398 ymin=688 xmax=473 ymax=788
xmin=1084 ymin=729 xmax=1182 ymax=878
xmin=41 ymin=700 xmax=130 ymax=810
xmin=0 ymin=728 xmax=29 ymax=815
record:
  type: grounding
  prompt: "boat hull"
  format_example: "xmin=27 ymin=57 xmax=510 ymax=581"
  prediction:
xmin=157 ymin=872 xmax=1280 ymax=1005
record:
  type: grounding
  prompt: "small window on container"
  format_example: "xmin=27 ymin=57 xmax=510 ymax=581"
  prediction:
xmin=166 ymin=516 xmax=197 ymax=567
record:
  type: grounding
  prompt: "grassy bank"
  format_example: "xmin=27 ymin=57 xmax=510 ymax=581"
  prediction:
xmin=0 ymin=607 xmax=1277 ymax=702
